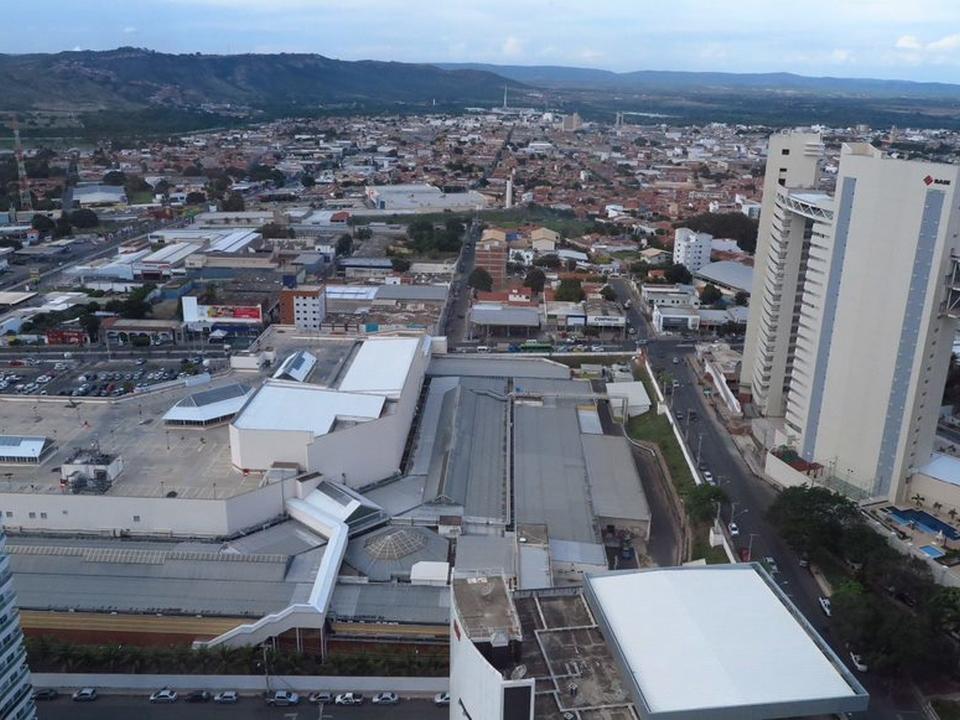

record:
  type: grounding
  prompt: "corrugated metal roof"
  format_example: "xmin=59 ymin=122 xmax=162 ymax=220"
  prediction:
xmin=0 ymin=435 xmax=52 ymax=460
xmin=328 ymin=582 xmax=451 ymax=625
xmin=695 ymin=261 xmax=754 ymax=292
xmin=376 ymin=285 xmax=448 ymax=302
xmin=428 ymin=357 xmax=571 ymax=380
xmin=469 ymin=306 xmax=541 ymax=327
xmin=514 ymin=405 xmax=596 ymax=544
xmin=162 ymin=383 xmax=253 ymax=424
xmin=273 ymin=350 xmax=317 ymax=383
xmin=581 ymin=434 xmax=651 ymax=523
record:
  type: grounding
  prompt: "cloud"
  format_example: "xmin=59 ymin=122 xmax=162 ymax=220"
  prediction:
xmin=578 ymin=48 xmax=604 ymax=63
xmin=927 ymin=33 xmax=960 ymax=51
xmin=895 ymin=35 xmax=922 ymax=50
xmin=122 ymin=26 xmax=138 ymax=34
xmin=830 ymin=48 xmax=851 ymax=63
xmin=501 ymin=35 xmax=523 ymax=57
xmin=895 ymin=33 xmax=960 ymax=53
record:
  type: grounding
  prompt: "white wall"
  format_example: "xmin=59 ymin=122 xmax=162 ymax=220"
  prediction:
xmin=763 ymin=452 xmax=815 ymax=491
xmin=0 ymin=479 xmax=294 ymax=538
xmin=230 ymin=425 xmax=312 ymax=471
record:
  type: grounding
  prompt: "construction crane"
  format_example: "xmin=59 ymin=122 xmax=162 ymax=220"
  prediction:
xmin=10 ymin=115 xmax=33 ymax=213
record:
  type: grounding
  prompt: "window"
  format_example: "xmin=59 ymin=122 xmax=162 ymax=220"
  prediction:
xmin=781 ymin=148 xmax=791 ymax=155
xmin=40 ymin=513 xmax=46 ymax=519
xmin=133 ymin=515 xmax=141 ymax=522
xmin=28 ymin=512 xmax=35 ymax=519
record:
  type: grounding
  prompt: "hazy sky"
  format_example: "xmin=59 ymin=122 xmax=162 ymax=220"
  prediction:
xmin=6 ymin=0 xmax=960 ymax=82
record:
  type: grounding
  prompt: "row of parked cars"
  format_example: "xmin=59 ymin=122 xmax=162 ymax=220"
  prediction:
xmin=39 ymin=687 xmax=452 ymax=706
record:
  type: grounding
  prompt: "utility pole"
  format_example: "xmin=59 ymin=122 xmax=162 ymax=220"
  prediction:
xmin=696 ymin=433 xmax=703 ymax=465
xmin=747 ymin=533 xmax=760 ymax=562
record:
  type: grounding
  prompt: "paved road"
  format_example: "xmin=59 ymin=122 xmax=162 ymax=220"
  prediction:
xmin=606 ymin=277 xmax=917 ymax=718
xmin=37 ymin=696 xmax=445 ymax=720
xmin=443 ymin=219 xmax=479 ymax=345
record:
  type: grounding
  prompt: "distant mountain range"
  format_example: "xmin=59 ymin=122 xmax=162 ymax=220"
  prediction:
xmin=3 ymin=48 xmax=960 ymax=135
xmin=437 ymin=63 xmax=960 ymax=99
xmin=0 ymin=47 xmax=523 ymax=112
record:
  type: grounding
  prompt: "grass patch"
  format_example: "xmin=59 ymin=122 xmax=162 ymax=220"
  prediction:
xmin=128 ymin=190 xmax=155 ymax=204
xmin=627 ymin=410 xmax=694 ymax=494
xmin=933 ymin=700 xmax=960 ymax=720
xmin=352 ymin=205 xmax=597 ymax=238
xmin=690 ymin=532 xmax=730 ymax=564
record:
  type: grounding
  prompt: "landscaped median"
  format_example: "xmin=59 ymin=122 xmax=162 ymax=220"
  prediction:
xmin=627 ymin=358 xmax=729 ymax=564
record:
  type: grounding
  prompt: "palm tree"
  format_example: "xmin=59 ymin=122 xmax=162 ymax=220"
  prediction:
xmin=949 ymin=508 xmax=958 ymax=524
xmin=934 ymin=501 xmax=944 ymax=515
xmin=912 ymin=493 xmax=926 ymax=508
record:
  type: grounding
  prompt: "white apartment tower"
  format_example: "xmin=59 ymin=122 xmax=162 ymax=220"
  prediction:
xmin=672 ymin=227 xmax=713 ymax=272
xmin=0 ymin=534 xmax=35 ymax=720
xmin=742 ymin=132 xmax=960 ymax=500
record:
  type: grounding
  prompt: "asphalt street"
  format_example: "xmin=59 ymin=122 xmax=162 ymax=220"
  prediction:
xmin=36 ymin=696 xmax=446 ymax=720
xmin=609 ymin=277 xmax=916 ymax=720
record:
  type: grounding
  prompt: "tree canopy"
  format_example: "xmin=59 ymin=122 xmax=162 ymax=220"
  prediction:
xmin=467 ymin=267 xmax=493 ymax=292
xmin=555 ymin=278 xmax=584 ymax=302
xmin=700 ymin=283 xmax=723 ymax=305
xmin=679 ymin=212 xmax=759 ymax=254
xmin=336 ymin=233 xmax=353 ymax=256
xmin=523 ymin=267 xmax=546 ymax=294
xmin=664 ymin=263 xmax=693 ymax=284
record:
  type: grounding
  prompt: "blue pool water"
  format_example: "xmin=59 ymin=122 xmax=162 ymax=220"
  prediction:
xmin=888 ymin=507 xmax=960 ymax=541
xmin=920 ymin=545 xmax=946 ymax=559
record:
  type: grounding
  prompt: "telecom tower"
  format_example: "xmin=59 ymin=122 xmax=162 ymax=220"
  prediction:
xmin=10 ymin=117 xmax=32 ymax=212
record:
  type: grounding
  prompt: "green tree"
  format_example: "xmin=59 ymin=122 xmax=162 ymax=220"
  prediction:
xmin=680 ymin=212 xmax=759 ymax=254
xmin=31 ymin=214 xmax=55 ymax=234
xmin=734 ymin=291 xmax=749 ymax=306
xmin=258 ymin=222 xmax=294 ymax=239
xmin=185 ymin=191 xmax=207 ymax=205
xmin=534 ymin=254 xmax=561 ymax=269
xmin=767 ymin=486 xmax=858 ymax=557
xmin=467 ymin=267 xmax=493 ymax=292
xmin=391 ymin=257 xmax=411 ymax=272
xmin=683 ymin=483 xmax=728 ymax=523
xmin=102 ymin=170 xmax=127 ymax=186
xmin=79 ymin=313 xmax=100 ymax=341
xmin=300 ymin=174 xmax=316 ymax=187
xmin=700 ymin=283 xmax=723 ymax=305
xmin=600 ymin=285 xmax=617 ymax=302
xmin=54 ymin=215 xmax=73 ymax=238
xmin=664 ymin=263 xmax=693 ymax=284
xmin=523 ymin=267 xmax=546 ymax=294
xmin=336 ymin=233 xmax=353 ymax=256
xmin=555 ymin=278 xmax=584 ymax=302
xmin=221 ymin=192 xmax=245 ymax=212
xmin=70 ymin=208 xmax=99 ymax=229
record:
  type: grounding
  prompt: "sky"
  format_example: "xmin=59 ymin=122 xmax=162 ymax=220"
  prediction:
xmin=5 ymin=0 xmax=960 ymax=83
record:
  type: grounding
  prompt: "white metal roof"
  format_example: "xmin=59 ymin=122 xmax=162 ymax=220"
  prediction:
xmin=273 ymin=351 xmax=317 ymax=383
xmin=586 ymin=566 xmax=863 ymax=716
xmin=162 ymin=383 xmax=253 ymax=424
xmin=232 ymin=381 xmax=385 ymax=436
xmin=338 ymin=336 xmax=424 ymax=398
xmin=0 ymin=436 xmax=52 ymax=460
xmin=918 ymin=453 xmax=960 ymax=487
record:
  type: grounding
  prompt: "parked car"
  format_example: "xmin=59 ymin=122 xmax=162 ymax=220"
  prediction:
xmin=34 ymin=688 xmax=58 ymax=701
xmin=728 ymin=522 xmax=740 ymax=537
xmin=818 ymin=596 xmax=832 ymax=617
xmin=185 ymin=690 xmax=211 ymax=703
xmin=213 ymin=690 xmax=238 ymax=704
xmin=72 ymin=688 xmax=98 ymax=702
xmin=434 ymin=692 xmax=451 ymax=706
xmin=335 ymin=692 xmax=365 ymax=705
xmin=266 ymin=690 xmax=300 ymax=706
xmin=149 ymin=688 xmax=178 ymax=703
xmin=372 ymin=691 xmax=400 ymax=705
xmin=798 ymin=555 xmax=810 ymax=568
xmin=702 ymin=470 xmax=715 ymax=485
xmin=848 ymin=651 xmax=868 ymax=672
xmin=672 ymin=357 xmax=680 ymax=365
xmin=308 ymin=691 xmax=334 ymax=704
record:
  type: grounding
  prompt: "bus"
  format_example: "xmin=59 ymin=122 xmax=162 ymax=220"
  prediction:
xmin=517 ymin=341 xmax=554 ymax=353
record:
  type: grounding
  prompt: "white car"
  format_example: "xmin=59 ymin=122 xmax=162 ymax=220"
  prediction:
xmin=728 ymin=522 xmax=740 ymax=537
xmin=266 ymin=690 xmax=300 ymax=706
xmin=849 ymin=651 xmax=868 ymax=672
xmin=819 ymin=596 xmax=832 ymax=617
xmin=702 ymin=471 xmax=715 ymax=485
xmin=72 ymin=688 xmax=98 ymax=702
xmin=335 ymin=692 xmax=364 ymax=705
xmin=434 ymin=692 xmax=450 ymax=706
xmin=372 ymin=691 xmax=399 ymax=705
xmin=213 ymin=690 xmax=238 ymax=704
xmin=149 ymin=688 xmax=178 ymax=703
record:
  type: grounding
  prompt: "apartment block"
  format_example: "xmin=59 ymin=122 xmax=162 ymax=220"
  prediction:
xmin=279 ymin=285 xmax=326 ymax=331
xmin=673 ymin=227 xmax=713 ymax=272
xmin=742 ymin=132 xmax=960 ymax=501
xmin=475 ymin=238 xmax=508 ymax=290
xmin=0 ymin=534 xmax=35 ymax=720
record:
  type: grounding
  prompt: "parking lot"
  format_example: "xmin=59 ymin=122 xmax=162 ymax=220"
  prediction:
xmin=0 ymin=354 xmax=222 ymax=398
xmin=36 ymin=694 xmax=447 ymax=720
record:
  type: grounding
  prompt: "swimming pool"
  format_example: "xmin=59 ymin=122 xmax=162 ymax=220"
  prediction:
xmin=887 ymin=507 xmax=960 ymax=541
xmin=920 ymin=545 xmax=946 ymax=559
